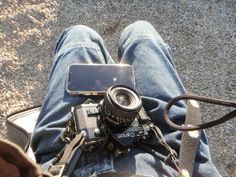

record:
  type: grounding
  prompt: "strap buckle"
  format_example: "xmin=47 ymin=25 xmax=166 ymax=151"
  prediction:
xmin=48 ymin=164 xmax=66 ymax=177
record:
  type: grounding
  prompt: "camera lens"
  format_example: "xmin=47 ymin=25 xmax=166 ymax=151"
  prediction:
xmin=100 ymin=85 xmax=142 ymax=132
xmin=115 ymin=93 xmax=131 ymax=107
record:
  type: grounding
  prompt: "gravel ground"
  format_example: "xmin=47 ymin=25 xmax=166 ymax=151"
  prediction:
xmin=0 ymin=0 xmax=235 ymax=176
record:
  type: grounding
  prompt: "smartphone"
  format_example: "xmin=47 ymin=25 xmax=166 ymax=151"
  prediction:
xmin=66 ymin=64 xmax=135 ymax=95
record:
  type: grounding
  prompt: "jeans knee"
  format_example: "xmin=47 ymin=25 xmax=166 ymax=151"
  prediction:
xmin=119 ymin=20 xmax=164 ymax=47
xmin=55 ymin=25 xmax=103 ymax=53
xmin=123 ymin=20 xmax=156 ymax=35
xmin=66 ymin=25 xmax=98 ymax=39
xmin=132 ymin=20 xmax=154 ymax=29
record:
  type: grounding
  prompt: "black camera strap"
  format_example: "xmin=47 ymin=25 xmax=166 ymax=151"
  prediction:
xmin=164 ymin=94 xmax=236 ymax=131
xmin=48 ymin=133 xmax=85 ymax=177
xmin=178 ymin=98 xmax=202 ymax=177
xmin=164 ymin=94 xmax=236 ymax=177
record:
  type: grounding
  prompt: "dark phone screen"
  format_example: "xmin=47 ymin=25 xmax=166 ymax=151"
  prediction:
xmin=67 ymin=64 xmax=135 ymax=94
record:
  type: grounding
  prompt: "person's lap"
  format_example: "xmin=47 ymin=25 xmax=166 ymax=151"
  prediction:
xmin=32 ymin=21 xmax=220 ymax=177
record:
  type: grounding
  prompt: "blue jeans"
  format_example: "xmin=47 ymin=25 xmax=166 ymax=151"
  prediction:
xmin=32 ymin=21 xmax=221 ymax=177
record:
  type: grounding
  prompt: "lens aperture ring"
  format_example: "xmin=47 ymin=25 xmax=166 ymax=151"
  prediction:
xmin=101 ymin=104 xmax=133 ymax=127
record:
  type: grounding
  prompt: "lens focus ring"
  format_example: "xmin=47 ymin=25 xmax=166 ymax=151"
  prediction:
xmin=101 ymin=85 xmax=142 ymax=131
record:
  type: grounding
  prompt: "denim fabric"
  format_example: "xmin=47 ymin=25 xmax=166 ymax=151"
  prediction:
xmin=32 ymin=21 xmax=221 ymax=177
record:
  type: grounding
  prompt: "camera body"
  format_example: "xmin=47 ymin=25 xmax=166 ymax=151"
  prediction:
xmin=72 ymin=86 xmax=152 ymax=155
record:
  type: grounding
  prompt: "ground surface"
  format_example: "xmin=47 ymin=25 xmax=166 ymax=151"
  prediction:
xmin=0 ymin=0 xmax=235 ymax=176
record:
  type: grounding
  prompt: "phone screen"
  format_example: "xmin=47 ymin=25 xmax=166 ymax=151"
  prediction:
xmin=67 ymin=64 xmax=135 ymax=95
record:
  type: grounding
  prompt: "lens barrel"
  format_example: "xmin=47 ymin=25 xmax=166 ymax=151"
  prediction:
xmin=100 ymin=85 xmax=142 ymax=132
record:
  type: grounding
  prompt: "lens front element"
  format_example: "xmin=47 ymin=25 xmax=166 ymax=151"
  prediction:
xmin=115 ymin=93 xmax=132 ymax=107
xmin=101 ymin=85 xmax=142 ymax=131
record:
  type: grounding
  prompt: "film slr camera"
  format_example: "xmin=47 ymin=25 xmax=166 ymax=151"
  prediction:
xmin=69 ymin=85 xmax=153 ymax=155
xmin=53 ymin=85 xmax=178 ymax=176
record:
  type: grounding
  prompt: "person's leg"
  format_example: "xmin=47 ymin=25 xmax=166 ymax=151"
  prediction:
xmin=117 ymin=21 xmax=220 ymax=177
xmin=118 ymin=21 xmax=185 ymax=101
xmin=32 ymin=25 xmax=115 ymax=164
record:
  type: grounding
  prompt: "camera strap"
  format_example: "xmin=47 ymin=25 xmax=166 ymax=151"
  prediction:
xmin=178 ymin=99 xmax=202 ymax=177
xmin=164 ymin=94 xmax=236 ymax=177
xmin=150 ymin=125 xmax=181 ymax=172
xmin=48 ymin=133 xmax=85 ymax=177
xmin=164 ymin=94 xmax=236 ymax=131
